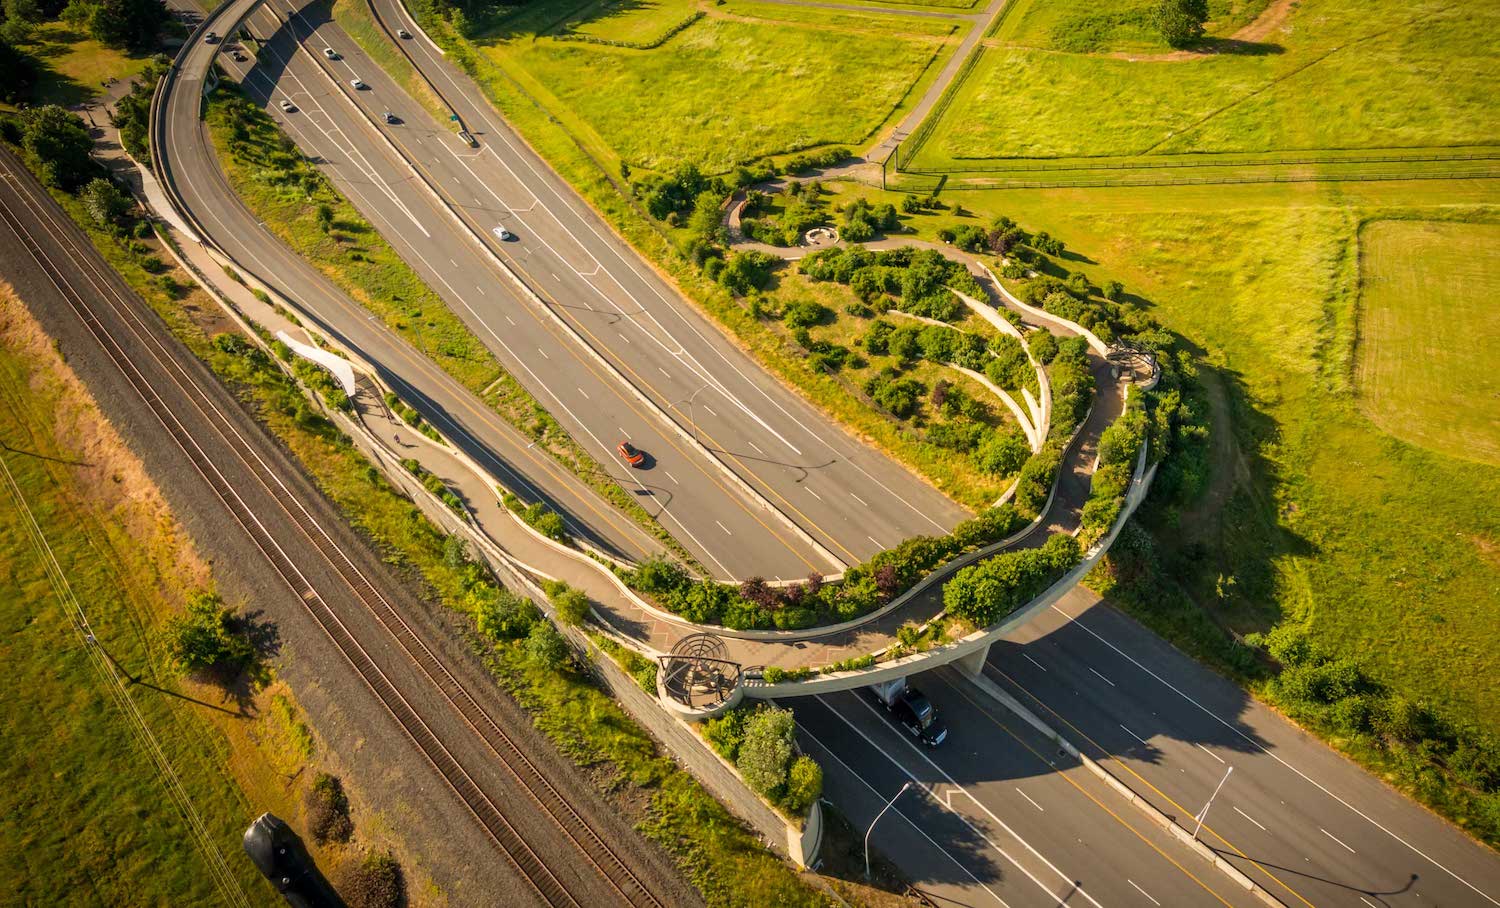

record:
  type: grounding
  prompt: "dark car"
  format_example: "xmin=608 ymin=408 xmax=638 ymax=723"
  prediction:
xmin=886 ymin=686 xmax=948 ymax=747
xmin=243 ymin=813 xmax=341 ymax=907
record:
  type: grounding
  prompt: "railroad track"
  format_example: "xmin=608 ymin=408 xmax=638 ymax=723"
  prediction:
xmin=0 ymin=149 xmax=665 ymax=908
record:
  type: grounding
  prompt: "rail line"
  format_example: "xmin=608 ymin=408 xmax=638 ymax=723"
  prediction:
xmin=0 ymin=148 xmax=664 ymax=908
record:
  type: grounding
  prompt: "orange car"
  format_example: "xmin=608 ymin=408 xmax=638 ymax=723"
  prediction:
xmin=617 ymin=440 xmax=645 ymax=467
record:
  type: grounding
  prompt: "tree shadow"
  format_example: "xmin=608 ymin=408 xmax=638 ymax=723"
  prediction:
xmin=1187 ymin=37 xmax=1285 ymax=57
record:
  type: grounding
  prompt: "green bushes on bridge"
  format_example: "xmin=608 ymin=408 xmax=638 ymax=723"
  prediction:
xmin=942 ymin=533 xmax=1082 ymax=627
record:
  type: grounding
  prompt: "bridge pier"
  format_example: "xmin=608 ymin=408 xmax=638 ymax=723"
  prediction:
xmin=952 ymin=642 xmax=991 ymax=680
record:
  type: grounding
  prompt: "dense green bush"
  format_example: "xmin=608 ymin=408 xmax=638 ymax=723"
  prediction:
xmin=1078 ymin=399 xmax=1149 ymax=545
xmin=717 ymin=249 xmax=779 ymax=295
xmin=164 ymin=591 xmax=256 ymax=678
xmin=21 ymin=104 xmax=96 ymax=191
xmin=545 ymin=580 xmax=591 ymax=626
xmin=943 ymin=533 xmax=1081 ymax=627
xmin=738 ymin=707 xmax=795 ymax=796
xmin=782 ymin=146 xmax=849 ymax=175
xmin=526 ymin=621 xmax=570 ymax=669
xmin=782 ymin=755 xmax=823 ymax=815
xmin=473 ymin=585 xmax=540 ymax=641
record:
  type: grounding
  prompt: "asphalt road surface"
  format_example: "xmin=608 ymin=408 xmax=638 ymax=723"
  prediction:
xmin=796 ymin=671 xmax=1264 ymax=907
xmin=160 ymin=0 xmax=674 ymax=571
xmin=980 ymin=586 xmax=1500 ymax=907
xmin=179 ymin=0 xmax=974 ymax=580
xmin=0 ymin=145 xmax=698 ymax=908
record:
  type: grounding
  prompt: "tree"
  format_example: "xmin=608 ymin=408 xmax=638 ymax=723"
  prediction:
xmin=525 ymin=621 xmax=569 ymax=669
xmin=88 ymin=0 xmax=166 ymax=50
xmin=1155 ymin=0 xmax=1207 ymax=48
xmin=686 ymin=189 xmax=725 ymax=247
xmin=164 ymin=591 xmax=255 ymax=676
xmin=737 ymin=706 xmax=795 ymax=796
xmin=781 ymin=755 xmax=823 ymax=815
xmin=81 ymin=177 xmax=131 ymax=227
xmin=0 ymin=39 xmax=36 ymax=101
xmin=472 ymin=588 xmax=538 ymax=641
xmin=547 ymin=582 xmax=590 ymax=626
xmin=22 ymin=105 xmax=95 ymax=190
xmin=976 ymin=430 xmax=1029 ymax=476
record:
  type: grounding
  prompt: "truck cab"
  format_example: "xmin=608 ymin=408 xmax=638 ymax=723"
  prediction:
xmin=869 ymin=678 xmax=948 ymax=747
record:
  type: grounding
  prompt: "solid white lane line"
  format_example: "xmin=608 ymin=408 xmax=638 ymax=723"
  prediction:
xmin=715 ymin=520 xmax=732 ymax=535
xmin=1128 ymin=880 xmax=1160 ymax=906
xmin=1196 ymin=743 xmax=1226 ymax=765
xmin=1049 ymin=602 xmax=1500 ymax=905
xmin=1023 ymin=653 xmax=1049 ymax=672
xmin=1233 ymin=806 xmax=1267 ymax=832
xmin=827 ymin=696 xmax=1108 ymax=908
xmin=1015 ymin=788 xmax=1044 ymax=812
xmin=1088 ymin=667 xmax=1116 ymax=687
xmin=1321 ymin=829 xmax=1356 ymax=854
xmin=1119 ymin=724 xmax=1149 ymax=746
xmin=797 ymin=727 xmax=1012 ymax=907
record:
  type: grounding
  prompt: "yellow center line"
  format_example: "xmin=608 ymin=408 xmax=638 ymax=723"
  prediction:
xmin=988 ymin=664 xmax=1318 ymax=908
xmin=944 ymin=679 xmax=1242 ymax=908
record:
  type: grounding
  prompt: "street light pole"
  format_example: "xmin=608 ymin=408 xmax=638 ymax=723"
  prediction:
xmin=866 ymin=780 xmax=912 ymax=880
xmin=1193 ymin=765 xmax=1233 ymax=840
xmin=677 ymin=384 xmax=711 ymax=445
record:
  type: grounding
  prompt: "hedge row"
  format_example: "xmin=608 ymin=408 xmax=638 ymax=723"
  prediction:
xmin=1078 ymin=397 xmax=1148 ymax=546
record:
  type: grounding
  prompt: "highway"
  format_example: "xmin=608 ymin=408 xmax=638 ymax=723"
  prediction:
xmin=980 ymin=586 xmax=1500 ymax=907
xmin=796 ymin=672 xmax=1263 ymax=907
xmin=166 ymin=0 xmax=973 ymax=580
xmin=0 ymin=144 xmax=699 ymax=907
xmin=159 ymin=0 xmax=676 ymax=571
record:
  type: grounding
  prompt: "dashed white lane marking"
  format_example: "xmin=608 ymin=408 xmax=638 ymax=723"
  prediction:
xmin=536 ymin=347 xmax=548 ymax=359
xmin=850 ymin=492 xmax=868 ymax=507
xmin=805 ymin=486 xmax=822 ymax=501
xmin=551 ymin=273 xmax=559 ymax=281
xmin=1119 ymin=724 xmax=1149 ymax=746
xmin=702 ymin=405 xmax=717 ymax=417
xmin=867 ymin=535 xmax=882 ymax=548
xmin=1233 ymin=806 xmax=1267 ymax=832
xmin=620 ymin=333 xmax=631 ymax=344
xmin=664 ymin=471 xmax=679 ymax=485
xmin=1360 ymin=898 xmax=1380 ymax=908
xmin=475 ymin=285 xmax=485 ymax=294
xmin=1196 ymin=743 xmax=1226 ymax=765
xmin=577 ymin=387 xmax=589 ymax=400
xmin=1321 ymin=828 xmax=1356 ymax=854
xmin=1023 ymin=653 xmax=1048 ymax=672
xmin=1015 ymin=788 xmax=1044 ymax=812
xmin=658 ymin=367 xmax=671 ymax=379
xmin=715 ymin=520 xmax=732 ymax=535
xmin=450 ymin=258 xmax=458 ymax=267
xmin=505 ymin=315 xmax=516 ymax=325
xmin=1088 ymin=667 xmax=1116 ymax=687
xmin=1128 ymin=880 xmax=1160 ymax=906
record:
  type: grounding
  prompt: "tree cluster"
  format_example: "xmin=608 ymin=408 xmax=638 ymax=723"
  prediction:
xmin=703 ymin=705 xmax=823 ymax=815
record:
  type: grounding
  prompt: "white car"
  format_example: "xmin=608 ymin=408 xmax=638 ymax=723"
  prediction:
xmin=492 ymin=226 xmax=513 ymax=241
xmin=350 ymin=78 xmax=366 ymax=90
xmin=323 ymin=47 xmax=339 ymax=59
xmin=279 ymin=99 xmax=296 ymax=112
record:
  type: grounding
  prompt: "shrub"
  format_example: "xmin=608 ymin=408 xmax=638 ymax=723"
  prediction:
xmin=718 ymin=250 xmax=778 ymax=295
xmin=703 ymin=707 xmax=749 ymax=761
xmin=1102 ymin=280 xmax=1124 ymax=301
xmin=546 ymin=581 xmax=591 ymax=626
xmin=781 ymin=755 xmax=822 ymax=815
xmin=525 ymin=621 xmax=569 ymax=670
xmin=473 ymin=588 xmax=539 ymax=641
xmin=782 ymin=300 xmax=831 ymax=329
xmin=1027 ymin=330 xmax=1058 ymax=364
xmin=942 ymin=533 xmax=1082 ymax=627
xmin=738 ymin=707 xmax=796 ymax=797
xmin=81 ymin=177 xmax=132 ymax=227
xmin=305 ymin=773 xmax=353 ymax=845
xmin=976 ymin=430 xmax=1030 ymax=476
xmin=164 ymin=591 xmax=255 ymax=677
xmin=336 ymin=851 xmax=403 ymax=908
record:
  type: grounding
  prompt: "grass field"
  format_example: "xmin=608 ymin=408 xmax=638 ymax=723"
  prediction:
xmin=565 ymin=0 xmax=699 ymax=44
xmin=0 ymin=285 xmax=284 ymax=906
xmin=12 ymin=21 xmax=154 ymax=108
xmin=476 ymin=6 xmax=961 ymax=170
xmin=1356 ymin=220 xmax=1500 ymax=466
xmin=923 ymin=180 xmax=1500 ymax=737
xmin=912 ymin=0 xmax=1498 ymax=163
xmin=991 ymin=0 xmax=1269 ymax=52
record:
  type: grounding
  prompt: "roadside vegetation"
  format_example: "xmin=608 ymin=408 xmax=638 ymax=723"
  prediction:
xmin=200 ymin=82 xmax=688 ymax=558
xmin=703 ymin=705 xmax=823 ymax=818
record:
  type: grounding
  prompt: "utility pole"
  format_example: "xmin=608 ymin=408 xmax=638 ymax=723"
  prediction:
xmin=1193 ymin=765 xmax=1233 ymax=840
xmin=866 ymin=780 xmax=912 ymax=880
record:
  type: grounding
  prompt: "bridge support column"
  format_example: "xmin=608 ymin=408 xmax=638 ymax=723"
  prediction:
xmin=953 ymin=643 xmax=991 ymax=680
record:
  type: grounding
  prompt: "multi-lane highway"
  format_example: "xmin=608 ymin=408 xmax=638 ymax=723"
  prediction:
xmin=159 ymin=0 xmax=973 ymax=580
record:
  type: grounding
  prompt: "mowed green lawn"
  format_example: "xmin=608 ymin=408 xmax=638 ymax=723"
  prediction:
xmin=933 ymin=180 xmax=1500 ymax=733
xmin=482 ymin=12 xmax=957 ymax=170
xmin=1356 ymin=220 xmax=1500 ymax=465
xmin=915 ymin=0 xmax=1498 ymax=162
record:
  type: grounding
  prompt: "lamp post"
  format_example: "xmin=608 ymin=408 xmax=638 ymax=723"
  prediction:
xmin=676 ymin=384 xmax=711 ymax=445
xmin=866 ymin=781 xmax=912 ymax=880
xmin=1193 ymin=765 xmax=1233 ymax=841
